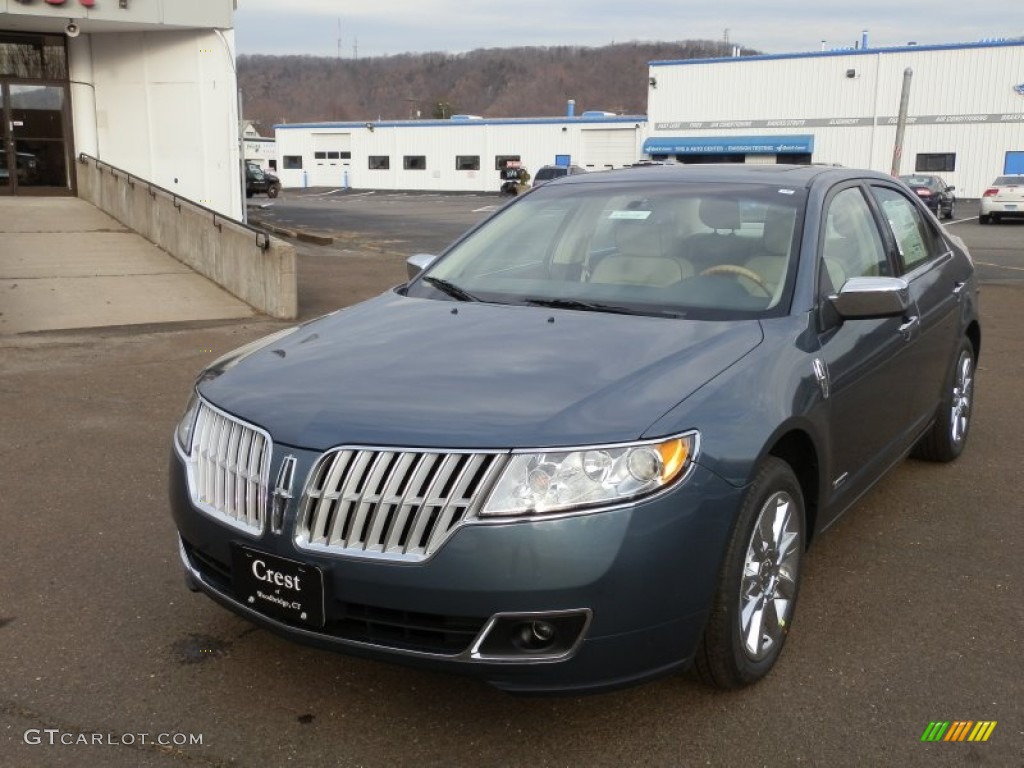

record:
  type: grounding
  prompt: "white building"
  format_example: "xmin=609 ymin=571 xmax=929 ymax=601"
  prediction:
xmin=242 ymin=120 xmax=276 ymax=171
xmin=644 ymin=40 xmax=1024 ymax=197
xmin=0 ymin=0 xmax=242 ymax=217
xmin=274 ymin=114 xmax=647 ymax=192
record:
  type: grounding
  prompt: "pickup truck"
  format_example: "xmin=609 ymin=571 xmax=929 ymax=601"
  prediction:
xmin=245 ymin=163 xmax=281 ymax=198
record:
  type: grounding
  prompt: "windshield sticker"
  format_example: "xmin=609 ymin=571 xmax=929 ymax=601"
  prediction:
xmin=609 ymin=210 xmax=652 ymax=220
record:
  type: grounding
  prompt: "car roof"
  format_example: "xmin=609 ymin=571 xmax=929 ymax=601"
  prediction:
xmin=560 ymin=162 xmax=888 ymax=189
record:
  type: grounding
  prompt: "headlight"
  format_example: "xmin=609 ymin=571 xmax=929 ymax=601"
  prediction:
xmin=480 ymin=433 xmax=698 ymax=518
xmin=175 ymin=391 xmax=200 ymax=454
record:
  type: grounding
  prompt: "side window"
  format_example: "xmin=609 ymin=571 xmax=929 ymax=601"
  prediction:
xmin=870 ymin=187 xmax=944 ymax=273
xmin=820 ymin=187 xmax=889 ymax=292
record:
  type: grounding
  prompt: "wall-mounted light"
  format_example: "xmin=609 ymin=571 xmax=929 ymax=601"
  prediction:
xmin=119 ymin=0 xmax=129 ymax=8
xmin=845 ymin=69 xmax=857 ymax=79
xmin=365 ymin=122 xmax=374 ymax=132
xmin=648 ymin=76 xmax=657 ymax=88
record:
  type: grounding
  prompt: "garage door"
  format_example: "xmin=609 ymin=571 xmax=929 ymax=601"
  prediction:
xmin=311 ymin=133 xmax=353 ymax=186
xmin=581 ymin=129 xmax=637 ymax=170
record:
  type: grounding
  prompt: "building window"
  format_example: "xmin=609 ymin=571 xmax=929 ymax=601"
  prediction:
xmin=283 ymin=156 xmax=303 ymax=170
xmin=495 ymin=154 xmax=521 ymax=171
xmin=326 ymin=151 xmax=339 ymax=160
xmin=916 ymin=153 xmax=956 ymax=173
xmin=340 ymin=151 xmax=352 ymax=160
xmin=369 ymin=156 xmax=390 ymax=170
xmin=404 ymin=155 xmax=427 ymax=170
xmin=456 ymin=155 xmax=481 ymax=171
xmin=314 ymin=151 xmax=327 ymax=160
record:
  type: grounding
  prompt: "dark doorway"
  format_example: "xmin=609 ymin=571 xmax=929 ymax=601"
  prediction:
xmin=0 ymin=32 xmax=73 ymax=196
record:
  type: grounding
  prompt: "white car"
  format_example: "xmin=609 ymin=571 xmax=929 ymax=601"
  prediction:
xmin=979 ymin=175 xmax=1024 ymax=224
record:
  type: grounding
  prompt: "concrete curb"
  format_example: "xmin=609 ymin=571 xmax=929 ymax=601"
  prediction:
xmin=250 ymin=218 xmax=334 ymax=246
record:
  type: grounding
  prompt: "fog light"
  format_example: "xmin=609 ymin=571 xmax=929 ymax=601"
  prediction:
xmin=517 ymin=620 xmax=556 ymax=650
xmin=471 ymin=610 xmax=591 ymax=661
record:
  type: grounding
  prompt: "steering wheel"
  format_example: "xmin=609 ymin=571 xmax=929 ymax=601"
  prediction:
xmin=700 ymin=264 xmax=771 ymax=296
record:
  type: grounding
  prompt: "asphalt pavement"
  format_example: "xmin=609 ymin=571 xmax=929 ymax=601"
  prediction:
xmin=0 ymin=191 xmax=1021 ymax=767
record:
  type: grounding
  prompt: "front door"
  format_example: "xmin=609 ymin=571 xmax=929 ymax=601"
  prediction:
xmin=1 ymin=82 xmax=72 ymax=195
xmin=0 ymin=31 xmax=73 ymax=196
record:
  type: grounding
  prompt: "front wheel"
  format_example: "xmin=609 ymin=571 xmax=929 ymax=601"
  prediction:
xmin=943 ymin=201 xmax=955 ymax=220
xmin=267 ymin=183 xmax=280 ymax=199
xmin=978 ymin=214 xmax=990 ymax=225
xmin=694 ymin=457 xmax=805 ymax=688
xmin=912 ymin=338 xmax=975 ymax=462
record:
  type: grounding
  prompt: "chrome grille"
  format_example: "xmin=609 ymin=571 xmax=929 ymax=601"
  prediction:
xmin=187 ymin=402 xmax=271 ymax=534
xmin=297 ymin=449 xmax=506 ymax=560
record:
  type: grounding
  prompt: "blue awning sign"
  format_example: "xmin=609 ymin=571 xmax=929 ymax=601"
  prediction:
xmin=642 ymin=134 xmax=815 ymax=155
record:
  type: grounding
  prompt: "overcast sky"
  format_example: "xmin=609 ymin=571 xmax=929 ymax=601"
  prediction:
xmin=234 ymin=0 xmax=1020 ymax=59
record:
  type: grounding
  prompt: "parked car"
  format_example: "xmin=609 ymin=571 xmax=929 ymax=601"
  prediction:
xmin=246 ymin=163 xmax=280 ymax=198
xmin=979 ymin=174 xmax=1024 ymax=224
xmin=532 ymin=164 xmax=587 ymax=186
xmin=170 ymin=164 xmax=979 ymax=693
xmin=898 ymin=174 xmax=955 ymax=220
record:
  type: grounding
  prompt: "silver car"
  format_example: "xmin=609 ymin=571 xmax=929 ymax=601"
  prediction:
xmin=979 ymin=175 xmax=1024 ymax=224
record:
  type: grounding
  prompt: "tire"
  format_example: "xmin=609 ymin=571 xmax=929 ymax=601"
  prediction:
xmin=694 ymin=457 xmax=805 ymax=689
xmin=245 ymin=190 xmax=254 ymax=199
xmin=912 ymin=338 xmax=975 ymax=462
xmin=978 ymin=214 xmax=989 ymax=225
xmin=943 ymin=201 xmax=955 ymax=220
xmin=267 ymin=183 xmax=280 ymax=199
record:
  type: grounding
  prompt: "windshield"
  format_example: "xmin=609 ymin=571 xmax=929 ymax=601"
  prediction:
xmin=408 ymin=181 xmax=806 ymax=320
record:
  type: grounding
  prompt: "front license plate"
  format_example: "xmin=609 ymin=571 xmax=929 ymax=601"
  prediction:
xmin=231 ymin=546 xmax=325 ymax=628
xmin=1005 ymin=204 xmax=1018 ymax=210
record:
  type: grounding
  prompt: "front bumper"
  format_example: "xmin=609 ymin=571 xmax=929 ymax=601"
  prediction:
xmin=169 ymin=448 xmax=743 ymax=693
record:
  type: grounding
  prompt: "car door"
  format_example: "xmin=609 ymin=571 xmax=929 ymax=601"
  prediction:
xmin=867 ymin=183 xmax=964 ymax=431
xmin=813 ymin=184 xmax=922 ymax=519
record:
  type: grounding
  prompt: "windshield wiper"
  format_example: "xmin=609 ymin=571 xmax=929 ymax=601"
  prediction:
xmin=523 ymin=297 xmax=684 ymax=318
xmin=422 ymin=276 xmax=480 ymax=303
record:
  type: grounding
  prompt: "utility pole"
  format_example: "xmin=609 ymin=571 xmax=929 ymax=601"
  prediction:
xmin=890 ymin=67 xmax=913 ymax=177
xmin=337 ymin=18 xmax=342 ymax=59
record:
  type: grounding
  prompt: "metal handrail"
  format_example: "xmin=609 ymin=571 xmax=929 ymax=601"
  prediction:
xmin=77 ymin=153 xmax=270 ymax=251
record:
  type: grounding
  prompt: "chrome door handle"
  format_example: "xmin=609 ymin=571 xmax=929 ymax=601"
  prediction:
xmin=898 ymin=315 xmax=920 ymax=339
xmin=953 ymin=281 xmax=966 ymax=297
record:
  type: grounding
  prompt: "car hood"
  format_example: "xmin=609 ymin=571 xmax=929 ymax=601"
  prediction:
xmin=198 ymin=293 xmax=763 ymax=450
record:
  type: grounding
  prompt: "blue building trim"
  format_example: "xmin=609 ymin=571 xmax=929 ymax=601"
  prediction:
xmin=650 ymin=39 xmax=1024 ymax=67
xmin=276 ymin=116 xmax=647 ymax=131
xmin=643 ymin=135 xmax=814 ymax=155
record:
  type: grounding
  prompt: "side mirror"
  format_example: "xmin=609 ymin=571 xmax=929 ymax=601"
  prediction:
xmin=406 ymin=253 xmax=437 ymax=280
xmin=829 ymin=276 xmax=911 ymax=319
xmin=946 ymin=185 xmax=956 ymax=192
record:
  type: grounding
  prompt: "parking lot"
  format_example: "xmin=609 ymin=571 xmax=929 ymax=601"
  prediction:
xmin=1 ymin=191 xmax=1022 ymax=767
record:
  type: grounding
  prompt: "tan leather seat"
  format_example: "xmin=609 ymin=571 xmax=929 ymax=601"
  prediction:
xmin=683 ymin=198 xmax=749 ymax=272
xmin=590 ymin=216 xmax=693 ymax=287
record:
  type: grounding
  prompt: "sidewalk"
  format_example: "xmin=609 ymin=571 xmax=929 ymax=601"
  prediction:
xmin=0 ymin=198 xmax=254 ymax=334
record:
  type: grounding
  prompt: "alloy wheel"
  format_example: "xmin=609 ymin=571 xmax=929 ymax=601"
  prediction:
xmin=950 ymin=350 xmax=973 ymax=446
xmin=738 ymin=491 xmax=801 ymax=661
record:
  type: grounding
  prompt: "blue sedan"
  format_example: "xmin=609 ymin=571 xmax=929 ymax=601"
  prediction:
xmin=171 ymin=164 xmax=979 ymax=692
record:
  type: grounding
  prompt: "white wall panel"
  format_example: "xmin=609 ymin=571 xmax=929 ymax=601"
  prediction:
xmin=86 ymin=29 xmax=241 ymax=217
